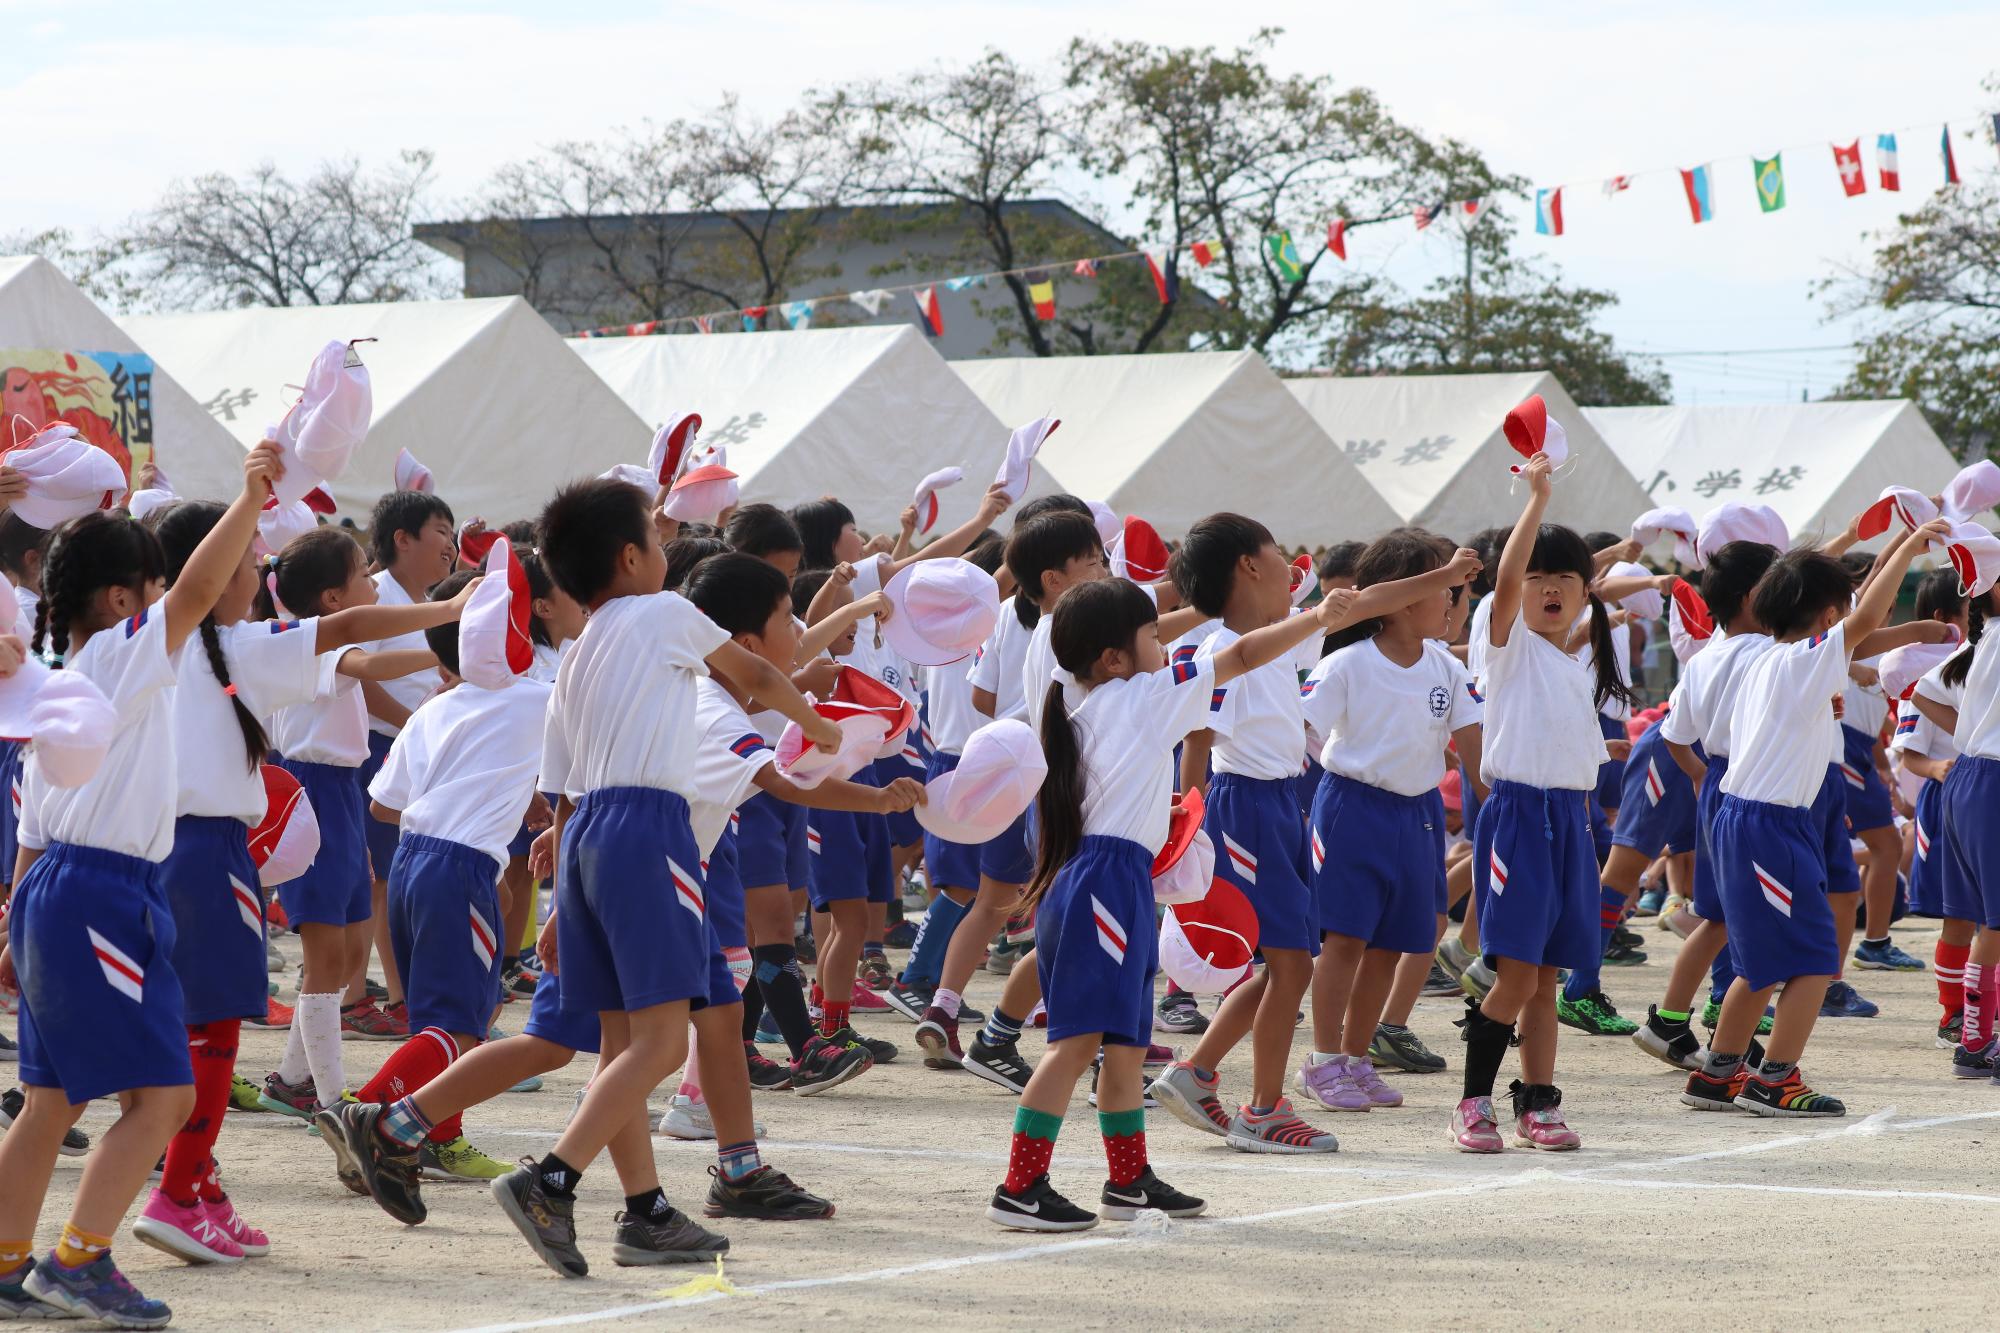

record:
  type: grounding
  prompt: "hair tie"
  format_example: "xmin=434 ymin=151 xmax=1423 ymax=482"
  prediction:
xmin=222 ymin=683 xmax=238 ymax=697
xmin=263 ymin=553 xmax=281 ymax=571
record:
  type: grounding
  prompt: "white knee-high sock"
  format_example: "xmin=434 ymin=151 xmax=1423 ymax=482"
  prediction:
xmin=297 ymin=992 xmax=346 ymax=1108
xmin=276 ymin=1010 xmax=311 ymax=1084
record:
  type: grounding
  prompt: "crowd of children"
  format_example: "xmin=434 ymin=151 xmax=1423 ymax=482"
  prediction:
xmin=0 ymin=399 xmax=1995 ymax=1323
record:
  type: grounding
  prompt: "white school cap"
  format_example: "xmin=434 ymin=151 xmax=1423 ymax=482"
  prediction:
xmin=993 ymin=416 xmax=1059 ymax=503
xmin=1696 ymin=501 xmax=1789 ymax=564
xmin=269 ymin=341 xmax=371 ymax=507
xmin=395 ymin=447 xmax=435 ymax=494
xmin=458 ymin=537 xmax=534 ymax=690
xmin=912 ymin=467 xmax=964 ymax=536
xmin=1630 ymin=505 xmax=1699 ymax=568
xmin=7 ymin=424 xmax=125 ymax=529
xmin=28 ymin=670 xmax=116 ymax=788
xmin=882 ymin=558 xmax=1000 ymax=667
xmin=250 ymin=763 xmax=321 ymax=888
xmin=913 ymin=718 xmax=1044 ymax=844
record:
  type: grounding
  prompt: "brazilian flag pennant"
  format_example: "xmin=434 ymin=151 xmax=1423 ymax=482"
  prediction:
xmin=1265 ymin=230 xmax=1304 ymax=282
xmin=1752 ymin=153 xmax=1786 ymax=213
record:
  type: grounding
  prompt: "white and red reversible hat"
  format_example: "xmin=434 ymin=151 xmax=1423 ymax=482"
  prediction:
xmin=458 ymin=537 xmax=535 ymax=690
xmin=250 ymin=763 xmax=322 ymax=888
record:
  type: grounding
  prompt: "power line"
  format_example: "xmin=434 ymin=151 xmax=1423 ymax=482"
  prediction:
xmin=1632 ymin=342 xmax=1857 ymax=358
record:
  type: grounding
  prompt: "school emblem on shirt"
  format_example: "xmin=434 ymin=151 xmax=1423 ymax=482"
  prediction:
xmin=1428 ymin=686 xmax=1449 ymax=718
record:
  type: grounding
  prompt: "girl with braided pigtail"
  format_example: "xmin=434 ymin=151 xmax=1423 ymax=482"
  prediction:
xmin=125 ymin=500 xmax=476 ymax=1269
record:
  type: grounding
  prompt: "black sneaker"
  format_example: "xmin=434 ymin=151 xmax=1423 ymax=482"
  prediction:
xmin=1099 ymin=1167 xmax=1206 ymax=1221
xmin=1420 ymin=963 xmax=1461 ymax=997
xmin=825 ymin=1024 xmax=898 ymax=1066
xmin=914 ymin=1008 xmax=964 ymax=1070
xmin=309 ymin=1101 xmax=370 ymax=1199
xmin=794 ymin=931 xmax=817 ymax=964
xmin=744 ymin=1042 xmax=794 ymax=1092
xmin=702 ymin=1164 xmax=834 ymax=1220
xmin=1938 ymin=1011 xmax=1965 ymax=1049
xmin=1154 ymin=992 xmax=1209 ymax=1035
xmin=1632 ymin=1006 xmax=1703 ymax=1070
xmin=987 ymin=1174 xmax=1098 ymax=1232
xmin=1602 ymin=939 xmax=1648 ymax=966
xmin=1086 ymin=1059 xmax=1159 ymax=1109
xmin=1679 ymin=1065 xmax=1747 ymax=1112
xmin=492 ymin=1158 xmax=588 ymax=1277
xmin=883 ymin=980 xmax=931 ymax=1022
xmin=1735 ymin=1068 xmax=1846 ymax=1118
xmin=1951 ymin=1038 xmax=1998 ymax=1079
xmin=963 ymin=1036 xmax=1033 ymax=1094
xmin=0 ymin=1087 xmax=90 ymax=1157
xmin=789 ymin=1035 xmax=872 ymax=1097
xmin=1610 ymin=926 xmax=1644 ymax=951
xmin=612 ymin=1206 xmax=730 ymax=1265
xmin=320 ymin=1101 xmax=426 ymax=1224
xmin=1368 ymin=1022 xmax=1447 ymax=1073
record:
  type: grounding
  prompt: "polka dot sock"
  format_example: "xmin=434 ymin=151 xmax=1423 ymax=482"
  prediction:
xmin=1003 ymin=1105 xmax=1063 ymax=1193
xmin=1098 ymin=1108 xmax=1147 ymax=1188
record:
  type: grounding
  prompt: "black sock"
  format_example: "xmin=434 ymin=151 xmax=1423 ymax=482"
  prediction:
xmin=625 ymin=1187 xmax=670 ymax=1219
xmin=740 ymin=981 xmax=766 ymax=1042
xmin=502 ymin=953 xmax=518 ymax=971
xmin=752 ymin=944 xmax=815 ymax=1059
xmin=1461 ymin=1004 xmax=1515 ymax=1100
xmin=536 ymin=1152 xmax=581 ymax=1198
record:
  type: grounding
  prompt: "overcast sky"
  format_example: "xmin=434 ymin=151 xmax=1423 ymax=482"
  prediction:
xmin=2 ymin=0 xmax=1995 ymax=404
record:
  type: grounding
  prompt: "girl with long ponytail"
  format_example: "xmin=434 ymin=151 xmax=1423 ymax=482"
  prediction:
xmin=989 ymin=574 xmax=1359 ymax=1235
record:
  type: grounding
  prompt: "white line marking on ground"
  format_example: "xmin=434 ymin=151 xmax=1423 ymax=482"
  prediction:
xmin=1565 ymin=1176 xmax=2000 ymax=1206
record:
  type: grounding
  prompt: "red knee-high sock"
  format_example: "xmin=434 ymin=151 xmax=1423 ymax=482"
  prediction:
xmin=358 ymin=1026 xmax=458 ymax=1106
xmin=1936 ymin=940 xmax=1970 ymax=1022
xmin=161 ymin=1020 xmax=240 ymax=1206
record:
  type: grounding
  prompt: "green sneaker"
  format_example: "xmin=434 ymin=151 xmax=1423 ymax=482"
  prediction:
xmin=228 ymin=1074 xmax=266 ymax=1113
xmin=1701 ymin=999 xmax=1776 ymax=1035
xmin=1555 ymin=991 xmax=1638 ymax=1036
xmin=421 ymin=1135 xmax=512 ymax=1181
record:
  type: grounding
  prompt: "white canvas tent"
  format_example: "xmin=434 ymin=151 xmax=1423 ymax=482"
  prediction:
xmin=124 ymin=297 xmax=650 ymax=522
xmin=1285 ymin=371 xmax=1655 ymax=540
xmin=1583 ymin=401 xmax=1983 ymax=547
xmin=575 ymin=326 xmax=1009 ymax=534
xmin=0 ymin=255 xmax=241 ymax=498
xmin=953 ymin=350 xmax=1401 ymax=545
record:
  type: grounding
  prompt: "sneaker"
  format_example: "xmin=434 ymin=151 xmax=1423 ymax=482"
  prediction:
xmin=133 ymin=1188 xmax=246 ymax=1264
xmin=611 ymin=1206 xmax=729 ymax=1266
xmin=1349 ymin=1057 xmax=1404 ymax=1108
xmin=364 ymin=979 xmax=390 ymax=1003
xmin=883 ymin=979 xmax=931 ymax=1022
xmin=1153 ymin=991 xmax=1209 ymax=1035
xmin=201 ymin=1194 xmax=269 ymax=1258
xmin=0 ymin=1087 xmax=90 ymax=1157
xmin=790 ymin=1035 xmax=873 ymax=1097
xmin=256 ymin=1071 xmax=319 ymax=1120
xmin=266 ymin=938 xmax=285 ymax=971
xmin=1509 ymin=1082 xmax=1581 ymax=1150
xmin=1610 ymin=925 xmax=1643 ymax=950
xmin=1142 ymin=1042 xmax=1175 ymax=1071
xmin=1460 ymin=957 xmax=1497 ymax=1001
xmin=1633 ymin=886 xmax=1667 ymax=918
xmin=0 ymin=1258 xmax=63 ymax=1321
xmin=504 ymin=959 xmax=541 ymax=996
xmin=318 ymin=1101 xmax=425 ymax=1223
xmin=1420 ymin=963 xmax=1460 ymax=997
xmin=1852 ymin=938 xmax=1925 ymax=972
xmin=913 ymin=1008 xmax=966 ymax=1070
xmin=883 ymin=919 xmax=919 ymax=949
xmin=340 ymin=1001 xmax=403 ymax=1041
xmin=381 ymin=1001 xmax=412 ymax=1035
xmin=1294 ymin=1056 xmax=1371 ymax=1112
xmin=1369 ymin=1023 xmax=1446 ymax=1073
xmin=1937 ymin=1011 xmax=1965 ymax=1049
xmin=1556 ymin=990 xmax=1639 ymax=1036
xmin=753 ymin=1015 xmax=785 ymax=1046
xmin=1450 ymin=1096 xmax=1504 ymax=1153
xmin=823 ymin=1023 xmax=897 ymax=1065
xmin=984 ymin=940 xmax=1024 ymax=975
xmin=421 ymin=1135 xmax=512 ymax=1181
xmin=963 ymin=1036 xmax=1033 ymax=1094
xmin=508 ymin=1073 xmax=543 ymax=1094
xmin=244 ymin=996 xmax=293 ymax=1029
xmin=227 ymin=1074 xmax=266 ymax=1113
xmin=794 ymin=930 xmax=817 ymax=965
xmin=1086 ymin=1059 xmax=1159 ymax=1110
xmin=1736 ymin=1068 xmax=1846 ymax=1118
xmin=0 ymin=1031 xmax=13 ymax=1062
xmin=1819 ymin=980 xmax=1879 ymax=1019
xmin=847 ymin=981 xmax=891 ymax=1014
xmin=492 ymin=1158 xmax=586 ymax=1277
xmin=1701 ymin=999 xmax=1777 ymax=1035
xmin=1436 ymin=935 xmax=1476 ymax=983
xmin=23 ymin=1253 xmax=170 ymax=1329
xmin=1149 ymin=1061 xmax=1231 ymax=1135
xmin=1950 ymin=1038 xmax=1998 ymax=1079
xmin=1601 ymin=940 xmax=1648 ymax=967
xmin=987 ymin=1175 xmax=1098 ymax=1232
xmin=703 ymin=1163 xmax=834 ymax=1220
xmin=1658 ymin=896 xmax=1697 ymax=937
xmin=1633 ymin=1006 xmax=1704 ymax=1070
xmin=1099 ymin=1167 xmax=1205 ymax=1221
xmin=860 ymin=956 xmax=893 ymax=992
xmin=746 ymin=1043 xmax=794 ymax=1091
xmin=1681 ymin=1063 xmax=1750 ymax=1111
xmin=1225 ymin=1099 xmax=1339 ymax=1154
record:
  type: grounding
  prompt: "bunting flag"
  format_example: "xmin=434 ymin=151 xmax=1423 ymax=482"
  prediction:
xmin=849 ymin=289 xmax=892 ymax=316
xmin=1680 ymin=165 xmax=1716 ymax=223
xmin=694 ymin=315 xmax=713 ymax=335
xmin=1832 ymin=140 xmax=1866 ymax=197
xmin=945 ymin=274 xmax=984 ymax=291
xmin=1413 ymin=201 xmax=1439 ymax=230
xmin=1877 ymin=133 xmax=1901 ymax=190
xmin=1534 ymin=187 xmax=1564 ymax=236
xmin=1265 ymin=230 xmax=1303 ymax=281
xmin=1027 ymin=269 xmax=1056 ymax=321
xmin=1602 ymin=175 xmax=1632 ymax=197
xmin=1326 ymin=218 xmax=1347 ymax=260
xmin=741 ymin=306 xmax=767 ymax=332
xmin=1462 ymin=199 xmax=1483 ymax=217
xmin=1072 ymin=258 xmax=1100 ymax=277
xmin=1191 ymin=239 xmax=1222 ymax=267
xmin=782 ymin=300 xmax=815 ymax=330
xmin=1941 ymin=125 xmax=1960 ymax=184
xmin=1142 ymin=252 xmax=1178 ymax=304
xmin=912 ymin=285 xmax=942 ymax=337
xmin=1753 ymin=153 xmax=1786 ymax=212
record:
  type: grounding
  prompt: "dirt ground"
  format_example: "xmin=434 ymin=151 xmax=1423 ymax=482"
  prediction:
xmin=16 ymin=913 xmax=1998 ymax=1332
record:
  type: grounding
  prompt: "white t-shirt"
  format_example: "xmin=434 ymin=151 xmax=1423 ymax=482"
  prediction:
xmin=1195 ymin=625 xmax=1317 ymax=781
xmin=839 ymin=555 xmax=921 ymax=708
xmin=1935 ymin=634 xmax=2000 ymax=760
xmin=1304 ymin=639 xmax=1482 ymax=797
xmin=1890 ymin=698 xmax=1955 ymax=762
xmin=369 ymin=678 xmax=551 ymax=872
xmin=967 ymin=597 xmax=1034 ymax=724
xmin=1021 ymin=612 xmax=1072 ymax=738
xmin=540 ymin=591 xmax=731 ymax=801
xmin=267 ymin=647 xmax=370 ymax=766
xmin=13 ymin=587 xmax=37 ymax=644
xmin=1167 ymin=618 xmax=1220 ymax=672
xmin=689 ymin=680 xmax=777 ymax=858
xmin=1659 ymin=630 xmax=1777 ymax=759
xmin=1072 ymin=656 xmax=1219 ymax=851
xmin=1479 ymin=606 xmax=1607 ymax=791
xmin=923 ymin=658 xmax=983 ymax=756
xmin=367 ymin=571 xmax=442 ymax=736
xmin=176 ymin=617 xmax=322 ymax=822
xmin=1721 ymin=625 xmax=1849 ymax=808
xmin=1465 ymin=595 xmax=1496 ymax=693
xmin=1574 ymin=614 xmax=1635 ymax=722
xmin=527 ymin=641 xmax=565 ymax=685
xmin=18 ymin=609 xmax=182 ymax=862
xmin=1843 ymin=657 xmax=1890 ymax=740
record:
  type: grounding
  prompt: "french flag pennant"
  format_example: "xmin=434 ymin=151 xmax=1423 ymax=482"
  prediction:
xmin=1754 ymin=861 xmax=1792 ymax=917
xmin=1489 ymin=849 xmax=1509 ymax=896
xmin=668 ymin=856 xmax=705 ymax=918
xmin=230 ymin=874 xmax=262 ymax=935
xmin=88 ymin=926 xmax=145 ymax=1002
xmin=1091 ymin=895 xmax=1127 ymax=966
xmin=1222 ymin=832 xmax=1258 ymax=886
xmin=470 ymin=909 xmax=496 ymax=969
xmin=1644 ymin=760 xmax=1665 ymax=807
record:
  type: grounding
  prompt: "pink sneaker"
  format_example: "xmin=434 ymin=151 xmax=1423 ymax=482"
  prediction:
xmin=132 ymin=1188 xmax=245 ymax=1264
xmin=1349 ymin=1057 xmax=1404 ymax=1108
xmin=203 ymin=1194 xmax=270 ymax=1257
xmin=1514 ymin=1104 xmax=1582 ymax=1150
xmin=1294 ymin=1057 xmax=1371 ymax=1112
xmin=1450 ymin=1096 xmax=1504 ymax=1153
xmin=848 ymin=980 xmax=891 ymax=1012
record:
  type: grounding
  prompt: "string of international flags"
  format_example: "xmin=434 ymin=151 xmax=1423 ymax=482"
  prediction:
xmin=570 ymin=111 xmax=2000 ymax=341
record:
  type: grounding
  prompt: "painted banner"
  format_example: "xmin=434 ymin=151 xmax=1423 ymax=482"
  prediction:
xmin=0 ymin=349 xmax=153 ymax=483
